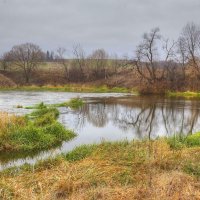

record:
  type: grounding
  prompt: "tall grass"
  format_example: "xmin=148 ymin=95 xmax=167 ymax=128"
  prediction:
xmin=0 ymin=112 xmax=26 ymax=136
xmin=1 ymin=138 xmax=200 ymax=199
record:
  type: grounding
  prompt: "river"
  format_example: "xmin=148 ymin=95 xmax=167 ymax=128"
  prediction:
xmin=0 ymin=91 xmax=200 ymax=170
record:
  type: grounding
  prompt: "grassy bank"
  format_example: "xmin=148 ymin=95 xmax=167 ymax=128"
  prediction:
xmin=6 ymin=83 xmax=200 ymax=97
xmin=167 ymin=91 xmax=200 ymax=98
xmin=24 ymin=98 xmax=84 ymax=110
xmin=1 ymin=134 xmax=200 ymax=199
xmin=0 ymin=103 xmax=77 ymax=153
xmin=0 ymin=84 xmax=137 ymax=93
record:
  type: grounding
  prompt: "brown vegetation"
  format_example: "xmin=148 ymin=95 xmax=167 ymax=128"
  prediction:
xmin=0 ymin=74 xmax=16 ymax=88
xmin=1 ymin=140 xmax=200 ymax=199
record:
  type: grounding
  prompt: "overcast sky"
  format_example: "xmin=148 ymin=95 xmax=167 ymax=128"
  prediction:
xmin=0 ymin=0 xmax=200 ymax=57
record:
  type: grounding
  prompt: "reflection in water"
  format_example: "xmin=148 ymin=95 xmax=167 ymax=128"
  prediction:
xmin=66 ymin=96 xmax=200 ymax=140
xmin=1 ymin=93 xmax=200 ymax=170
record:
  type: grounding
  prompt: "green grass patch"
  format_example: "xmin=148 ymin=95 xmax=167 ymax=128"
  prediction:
xmin=185 ymin=133 xmax=200 ymax=146
xmin=0 ymin=84 xmax=136 ymax=93
xmin=63 ymin=144 xmax=98 ymax=162
xmin=65 ymin=98 xmax=84 ymax=109
xmin=25 ymin=98 xmax=84 ymax=110
xmin=167 ymin=91 xmax=200 ymax=98
xmin=50 ymin=98 xmax=84 ymax=109
xmin=30 ymin=107 xmax=59 ymax=119
xmin=0 ymin=104 xmax=76 ymax=153
xmin=168 ymin=132 xmax=200 ymax=149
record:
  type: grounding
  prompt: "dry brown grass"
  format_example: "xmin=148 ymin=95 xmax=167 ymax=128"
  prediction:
xmin=0 ymin=112 xmax=26 ymax=136
xmin=0 ymin=112 xmax=10 ymax=132
xmin=1 ymin=140 xmax=200 ymax=200
xmin=0 ymin=112 xmax=16 ymax=136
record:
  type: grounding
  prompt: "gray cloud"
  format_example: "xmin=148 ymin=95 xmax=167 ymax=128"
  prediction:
xmin=0 ymin=0 xmax=200 ymax=56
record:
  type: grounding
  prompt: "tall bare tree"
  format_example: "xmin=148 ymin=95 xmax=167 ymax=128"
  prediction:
xmin=88 ymin=49 xmax=109 ymax=79
xmin=135 ymin=27 xmax=163 ymax=83
xmin=177 ymin=36 xmax=188 ymax=79
xmin=179 ymin=23 xmax=200 ymax=76
xmin=72 ymin=44 xmax=86 ymax=80
xmin=57 ymin=47 xmax=70 ymax=80
xmin=135 ymin=27 xmax=175 ymax=84
xmin=162 ymin=39 xmax=180 ymax=89
xmin=8 ymin=43 xmax=44 ymax=83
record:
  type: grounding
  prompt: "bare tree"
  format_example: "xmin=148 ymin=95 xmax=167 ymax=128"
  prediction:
xmin=162 ymin=39 xmax=180 ymax=89
xmin=72 ymin=44 xmax=86 ymax=80
xmin=8 ymin=43 xmax=44 ymax=83
xmin=135 ymin=27 xmax=175 ymax=84
xmin=1 ymin=52 xmax=12 ymax=71
xmin=177 ymin=36 xmax=188 ymax=79
xmin=179 ymin=23 xmax=200 ymax=76
xmin=111 ymin=54 xmax=120 ymax=74
xmin=88 ymin=49 xmax=109 ymax=79
xmin=135 ymin=27 xmax=161 ymax=83
xmin=57 ymin=47 xmax=70 ymax=80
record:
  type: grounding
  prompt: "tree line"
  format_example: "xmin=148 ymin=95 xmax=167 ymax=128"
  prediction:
xmin=1 ymin=43 xmax=126 ymax=84
xmin=1 ymin=22 xmax=200 ymax=92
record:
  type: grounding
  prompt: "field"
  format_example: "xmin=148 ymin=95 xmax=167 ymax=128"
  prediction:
xmin=1 ymin=137 xmax=200 ymax=199
xmin=0 ymin=61 xmax=141 ymax=90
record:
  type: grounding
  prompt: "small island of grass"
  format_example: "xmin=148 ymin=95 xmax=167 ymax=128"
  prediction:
xmin=0 ymin=100 xmax=80 ymax=153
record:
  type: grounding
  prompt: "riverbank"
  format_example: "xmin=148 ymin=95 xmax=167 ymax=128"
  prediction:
xmin=0 ymin=84 xmax=137 ymax=94
xmin=1 ymin=135 xmax=200 ymax=199
xmin=167 ymin=91 xmax=200 ymax=98
xmin=0 ymin=100 xmax=84 ymax=153
xmin=2 ymin=84 xmax=200 ymax=99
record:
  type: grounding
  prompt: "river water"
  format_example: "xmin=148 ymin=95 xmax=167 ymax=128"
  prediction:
xmin=0 ymin=91 xmax=200 ymax=170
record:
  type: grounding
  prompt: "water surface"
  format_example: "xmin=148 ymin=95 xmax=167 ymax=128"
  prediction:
xmin=0 ymin=91 xmax=200 ymax=170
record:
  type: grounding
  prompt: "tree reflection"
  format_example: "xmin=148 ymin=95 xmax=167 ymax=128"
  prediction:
xmin=69 ymin=96 xmax=200 ymax=138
